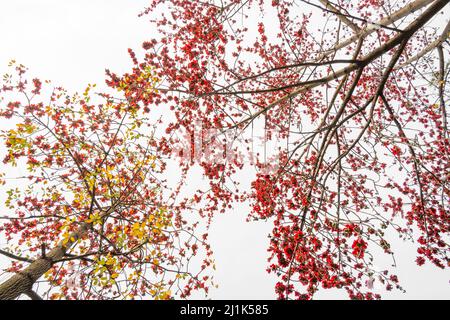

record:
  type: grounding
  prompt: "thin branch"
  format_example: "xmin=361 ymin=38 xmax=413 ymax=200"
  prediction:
xmin=396 ymin=20 xmax=450 ymax=69
xmin=322 ymin=0 xmax=436 ymax=56
xmin=437 ymin=44 xmax=448 ymax=133
xmin=25 ymin=290 xmax=43 ymax=300
xmin=0 ymin=249 xmax=33 ymax=263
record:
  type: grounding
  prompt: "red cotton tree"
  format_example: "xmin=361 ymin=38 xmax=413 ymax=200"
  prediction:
xmin=0 ymin=62 xmax=213 ymax=299
xmin=101 ymin=0 xmax=448 ymax=299
xmin=0 ymin=0 xmax=449 ymax=301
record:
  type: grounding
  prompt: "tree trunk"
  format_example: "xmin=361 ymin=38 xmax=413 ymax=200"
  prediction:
xmin=0 ymin=223 xmax=90 ymax=300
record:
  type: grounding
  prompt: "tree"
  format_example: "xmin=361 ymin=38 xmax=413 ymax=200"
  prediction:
xmin=1 ymin=0 xmax=449 ymax=301
xmin=0 ymin=62 xmax=213 ymax=299
xmin=101 ymin=0 xmax=448 ymax=299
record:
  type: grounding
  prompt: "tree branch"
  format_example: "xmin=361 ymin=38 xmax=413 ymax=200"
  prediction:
xmin=0 ymin=249 xmax=33 ymax=263
xmin=396 ymin=20 xmax=450 ymax=69
xmin=25 ymin=290 xmax=43 ymax=300
xmin=317 ymin=0 xmax=362 ymax=33
xmin=235 ymin=0 xmax=449 ymax=125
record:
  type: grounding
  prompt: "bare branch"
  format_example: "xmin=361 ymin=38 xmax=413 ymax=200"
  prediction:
xmin=317 ymin=0 xmax=362 ymax=33
xmin=322 ymin=0 xmax=436 ymax=56
xmin=25 ymin=290 xmax=43 ymax=300
xmin=236 ymin=0 xmax=450 ymax=125
xmin=396 ymin=20 xmax=450 ymax=69
xmin=0 ymin=249 xmax=33 ymax=264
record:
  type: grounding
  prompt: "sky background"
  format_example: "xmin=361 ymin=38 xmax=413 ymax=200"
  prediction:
xmin=0 ymin=0 xmax=448 ymax=299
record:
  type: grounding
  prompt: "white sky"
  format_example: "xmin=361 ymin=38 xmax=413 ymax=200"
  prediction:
xmin=0 ymin=0 xmax=448 ymax=299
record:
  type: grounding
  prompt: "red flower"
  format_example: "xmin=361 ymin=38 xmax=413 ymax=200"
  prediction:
xmin=351 ymin=238 xmax=367 ymax=259
xmin=391 ymin=145 xmax=402 ymax=157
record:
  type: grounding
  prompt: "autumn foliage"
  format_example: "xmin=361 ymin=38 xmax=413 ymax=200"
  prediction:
xmin=0 ymin=62 xmax=213 ymax=299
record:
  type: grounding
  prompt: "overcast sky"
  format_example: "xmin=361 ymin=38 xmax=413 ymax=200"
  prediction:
xmin=0 ymin=0 xmax=448 ymax=299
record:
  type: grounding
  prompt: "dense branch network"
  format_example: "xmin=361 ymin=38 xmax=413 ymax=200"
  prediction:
xmin=0 ymin=63 xmax=213 ymax=299
xmin=105 ymin=0 xmax=448 ymax=299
